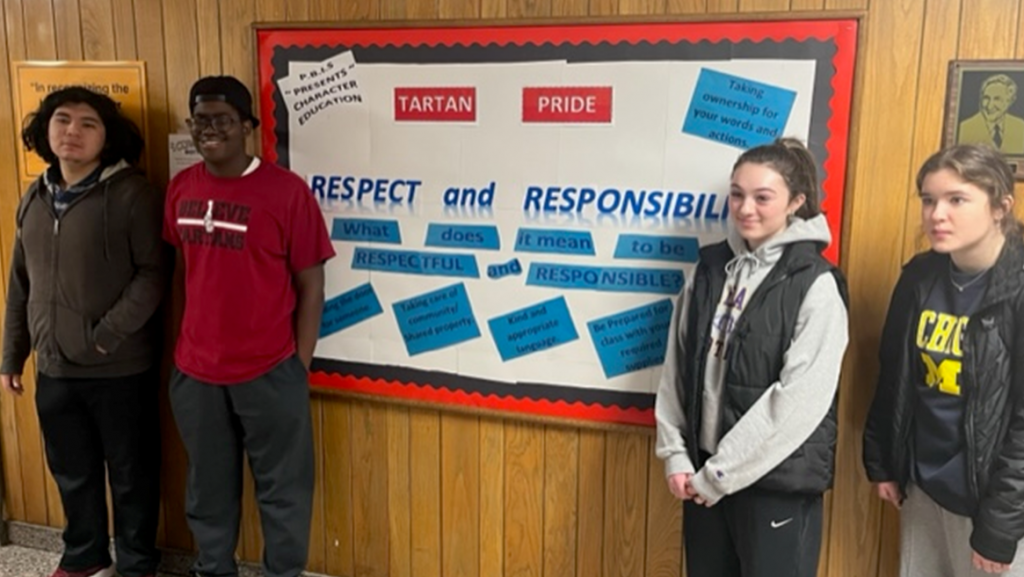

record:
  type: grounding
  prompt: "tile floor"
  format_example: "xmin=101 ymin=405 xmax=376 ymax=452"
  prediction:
xmin=0 ymin=545 xmax=62 ymax=577
xmin=0 ymin=546 xmax=180 ymax=577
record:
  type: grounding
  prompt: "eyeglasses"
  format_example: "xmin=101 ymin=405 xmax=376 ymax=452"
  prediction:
xmin=186 ymin=114 xmax=238 ymax=132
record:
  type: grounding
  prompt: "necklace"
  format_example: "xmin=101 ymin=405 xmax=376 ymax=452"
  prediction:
xmin=948 ymin=260 xmax=989 ymax=293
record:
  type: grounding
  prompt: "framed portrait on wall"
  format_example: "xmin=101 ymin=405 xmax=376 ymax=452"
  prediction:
xmin=944 ymin=60 xmax=1024 ymax=180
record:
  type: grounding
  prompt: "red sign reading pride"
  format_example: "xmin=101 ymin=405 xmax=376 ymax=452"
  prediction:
xmin=522 ymin=86 xmax=613 ymax=123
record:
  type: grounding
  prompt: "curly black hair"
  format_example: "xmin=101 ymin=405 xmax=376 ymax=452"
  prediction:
xmin=21 ymin=86 xmax=145 ymax=166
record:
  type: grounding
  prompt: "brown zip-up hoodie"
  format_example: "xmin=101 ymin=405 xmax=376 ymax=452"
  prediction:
xmin=1 ymin=161 xmax=165 ymax=378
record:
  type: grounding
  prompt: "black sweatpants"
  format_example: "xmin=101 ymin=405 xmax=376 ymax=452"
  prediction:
xmin=169 ymin=355 xmax=314 ymax=577
xmin=35 ymin=370 xmax=161 ymax=577
xmin=683 ymin=488 xmax=823 ymax=577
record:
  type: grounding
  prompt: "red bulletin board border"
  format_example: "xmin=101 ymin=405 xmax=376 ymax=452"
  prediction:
xmin=256 ymin=19 xmax=858 ymax=427
xmin=310 ymin=371 xmax=655 ymax=426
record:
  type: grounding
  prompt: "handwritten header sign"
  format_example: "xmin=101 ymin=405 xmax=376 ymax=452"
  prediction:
xmin=277 ymin=50 xmax=362 ymax=127
xmin=257 ymin=20 xmax=857 ymax=427
xmin=12 ymin=61 xmax=149 ymax=179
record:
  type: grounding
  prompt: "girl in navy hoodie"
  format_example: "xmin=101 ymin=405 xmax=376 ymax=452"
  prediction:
xmin=864 ymin=144 xmax=1024 ymax=576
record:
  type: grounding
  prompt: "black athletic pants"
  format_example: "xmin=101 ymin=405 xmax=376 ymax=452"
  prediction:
xmin=169 ymin=355 xmax=314 ymax=577
xmin=684 ymin=487 xmax=823 ymax=577
xmin=36 ymin=370 xmax=161 ymax=577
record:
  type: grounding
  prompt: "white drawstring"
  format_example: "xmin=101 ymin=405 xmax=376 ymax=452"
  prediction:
xmin=724 ymin=251 xmax=761 ymax=280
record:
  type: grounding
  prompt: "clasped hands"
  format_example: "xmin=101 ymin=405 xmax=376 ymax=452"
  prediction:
xmin=667 ymin=472 xmax=713 ymax=507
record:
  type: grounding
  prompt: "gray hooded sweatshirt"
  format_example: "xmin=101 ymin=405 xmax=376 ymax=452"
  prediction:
xmin=654 ymin=214 xmax=849 ymax=504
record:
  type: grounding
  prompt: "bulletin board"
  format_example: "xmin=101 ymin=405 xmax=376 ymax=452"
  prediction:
xmin=255 ymin=19 xmax=857 ymax=427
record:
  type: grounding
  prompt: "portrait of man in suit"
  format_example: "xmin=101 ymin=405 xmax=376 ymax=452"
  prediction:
xmin=956 ymin=73 xmax=1024 ymax=155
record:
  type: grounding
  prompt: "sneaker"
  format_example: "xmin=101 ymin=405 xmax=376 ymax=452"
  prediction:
xmin=49 ymin=565 xmax=115 ymax=577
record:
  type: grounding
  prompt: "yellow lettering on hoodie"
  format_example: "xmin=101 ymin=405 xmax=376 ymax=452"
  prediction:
xmin=916 ymin=309 xmax=968 ymax=397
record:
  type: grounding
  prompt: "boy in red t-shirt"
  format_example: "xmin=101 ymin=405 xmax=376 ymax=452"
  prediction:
xmin=163 ymin=76 xmax=335 ymax=577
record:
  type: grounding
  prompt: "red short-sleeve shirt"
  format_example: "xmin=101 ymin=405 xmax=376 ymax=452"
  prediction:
xmin=164 ymin=160 xmax=335 ymax=384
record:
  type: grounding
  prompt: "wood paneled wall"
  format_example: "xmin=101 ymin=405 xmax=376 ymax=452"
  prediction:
xmin=3 ymin=1 xmax=1024 ymax=576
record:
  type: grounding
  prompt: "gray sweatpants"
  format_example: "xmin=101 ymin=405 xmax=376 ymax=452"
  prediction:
xmin=170 ymin=355 xmax=314 ymax=577
xmin=901 ymin=485 xmax=1024 ymax=577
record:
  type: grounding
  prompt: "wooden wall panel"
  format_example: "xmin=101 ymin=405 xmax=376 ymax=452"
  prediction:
xmin=790 ymin=0 xmax=825 ymax=10
xmin=322 ymin=398 xmax=354 ymax=577
xmin=352 ymin=402 xmax=390 ymax=577
xmin=5 ymin=3 xmax=1024 ymax=577
xmin=589 ymin=0 xmax=617 ymax=15
xmin=542 ymin=427 xmax=578 ymax=577
xmin=603 ymin=433 xmax=647 ymax=577
xmin=410 ymin=409 xmax=442 ymax=577
xmin=706 ymin=0 xmax=738 ymax=13
xmin=3 ymin=0 xmax=26 ymax=62
xmin=826 ymin=4 xmax=926 ymax=577
xmin=9 ymin=0 xmax=53 ymax=529
xmin=341 ymin=0 xmax=378 ymax=21
xmin=23 ymin=0 xmax=55 ymax=59
xmin=479 ymin=418 xmax=504 ymax=577
xmin=286 ymin=0 xmax=310 ymax=21
xmin=162 ymin=0 xmax=198 ymax=131
xmin=307 ymin=399 xmax=328 ymax=574
xmin=503 ymin=422 xmax=543 ymax=577
xmin=666 ymin=0 xmax=706 ymax=13
xmin=1018 ymin=6 xmax=1024 ymax=58
xmin=254 ymin=0 xmax=285 ymax=23
xmin=899 ymin=0 xmax=961 ymax=260
xmin=441 ymin=0 xmax=479 ymax=18
xmin=386 ymin=406 xmax=411 ymax=577
xmin=54 ymin=0 xmax=84 ymax=60
xmin=644 ymin=450 xmax=681 ymax=577
xmin=311 ymin=0 xmax=343 ymax=22
xmin=739 ymin=0 xmax=788 ymax=12
xmin=958 ymin=0 xmax=1018 ymax=60
xmin=133 ymin=0 xmax=170 ymax=182
xmin=81 ymin=0 xmax=116 ymax=60
xmin=219 ymin=0 xmax=255 ymax=96
xmin=196 ymin=0 xmax=222 ymax=77
xmin=111 ymin=0 xmax=137 ymax=59
xmin=576 ymin=429 xmax=606 ymax=577
xmin=619 ymin=0 xmax=665 ymax=15
xmin=824 ymin=0 xmax=867 ymax=9
xmin=509 ymin=0 xmax=552 ymax=17
xmin=383 ymin=0 xmax=441 ymax=19
xmin=441 ymin=414 xmax=479 ymax=577
xmin=0 ymin=0 xmax=25 ymax=527
xmin=552 ymin=0 xmax=588 ymax=16
xmin=482 ymin=0 xmax=508 ymax=17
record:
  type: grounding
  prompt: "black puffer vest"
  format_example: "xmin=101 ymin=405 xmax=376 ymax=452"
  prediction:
xmin=679 ymin=239 xmax=848 ymax=494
